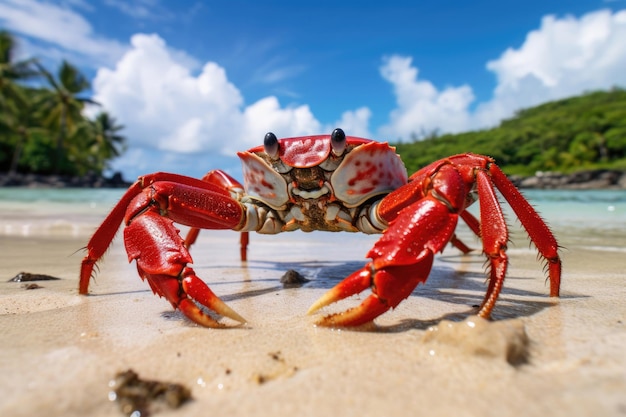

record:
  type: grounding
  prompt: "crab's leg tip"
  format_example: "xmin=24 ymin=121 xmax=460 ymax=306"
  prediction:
xmin=308 ymin=269 xmax=373 ymax=316
xmin=307 ymin=291 xmax=339 ymax=315
xmin=313 ymin=310 xmax=373 ymax=328
xmin=182 ymin=274 xmax=247 ymax=324
xmin=314 ymin=294 xmax=392 ymax=328
xmin=213 ymin=301 xmax=247 ymax=324
xmin=313 ymin=313 xmax=344 ymax=327
xmin=179 ymin=299 xmax=226 ymax=328
xmin=229 ymin=310 xmax=247 ymax=325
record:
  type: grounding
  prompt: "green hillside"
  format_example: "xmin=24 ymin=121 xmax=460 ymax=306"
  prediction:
xmin=393 ymin=88 xmax=626 ymax=176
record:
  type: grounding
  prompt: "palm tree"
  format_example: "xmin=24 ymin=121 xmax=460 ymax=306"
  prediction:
xmin=71 ymin=111 xmax=126 ymax=174
xmin=0 ymin=30 xmax=38 ymax=110
xmin=90 ymin=111 xmax=126 ymax=162
xmin=36 ymin=60 xmax=99 ymax=173
xmin=2 ymin=92 xmax=47 ymax=175
xmin=0 ymin=31 xmax=41 ymax=174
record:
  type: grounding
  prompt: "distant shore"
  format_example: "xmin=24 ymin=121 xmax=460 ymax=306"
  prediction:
xmin=0 ymin=168 xmax=625 ymax=189
xmin=0 ymin=171 xmax=132 ymax=188
xmin=509 ymin=169 xmax=626 ymax=190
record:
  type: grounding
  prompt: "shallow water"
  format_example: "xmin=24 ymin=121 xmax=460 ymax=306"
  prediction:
xmin=0 ymin=188 xmax=624 ymax=248
xmin=505 ymin=189 xmax=626 ymax=252
xmin=0 ymin=188 xmax=123 ymax=237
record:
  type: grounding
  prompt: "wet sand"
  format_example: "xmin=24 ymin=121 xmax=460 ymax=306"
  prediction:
xmin=0 ymin=221 xmax=625 ymax=416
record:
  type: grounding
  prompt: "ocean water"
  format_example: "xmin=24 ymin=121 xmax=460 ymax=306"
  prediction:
xmin=509 ymin=189 xmax=626 ymax=252
xmin=0 ymin=188 xmax=126 ymax=237
xmin=0 ymin=187 xmax=624 ymax=250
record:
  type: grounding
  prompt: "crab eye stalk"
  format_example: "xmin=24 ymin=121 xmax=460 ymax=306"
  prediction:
xmin=264 ymin=132 xmax=279 ymax=159
xmin=331 ymin=128 xmax=347 ymax=156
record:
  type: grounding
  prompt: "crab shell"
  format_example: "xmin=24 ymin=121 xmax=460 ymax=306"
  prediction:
xmin=237 ymin=134 xmax=409 ymax=210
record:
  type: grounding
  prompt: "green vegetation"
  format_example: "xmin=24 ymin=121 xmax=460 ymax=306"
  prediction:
xmin=2 ymin=29 xmax=624 ymax=179
xmin=394 ymin=88 xmax=626 ymax=176
xmin=0 ymin=30 xmax=125 ymax=177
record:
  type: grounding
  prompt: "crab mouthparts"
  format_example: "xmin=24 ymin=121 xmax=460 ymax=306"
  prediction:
xmin=290 ymin=183 xmax=331 ymax=200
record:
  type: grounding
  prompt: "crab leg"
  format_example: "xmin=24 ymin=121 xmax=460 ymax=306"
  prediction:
xmin=308 ymin=258 xmax=435 ymax=327
xmin=486 ymin=163 xmax=561 ymax=296
xmin=126 ymin=212 xmax=245 ymax=326
xmin=473 ymin=170 xmax=509 ymax=318
xmin=309 ymin=196 xmax=458 ymax=327
xmin=182 ymin=170 xmax=250 ymax=261
xmin=309 ymin=155 xmax=562 ymax=327
xmin=80 ymin=172 xmax=248 ymax=327
xmin=450 ymin=154 xmax=562 ymax=297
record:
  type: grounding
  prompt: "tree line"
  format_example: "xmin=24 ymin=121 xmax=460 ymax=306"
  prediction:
xmin=394 ymin=88 xmax=626 ymax=176
xmin=0 ymin=30 xmax=125 ymax=177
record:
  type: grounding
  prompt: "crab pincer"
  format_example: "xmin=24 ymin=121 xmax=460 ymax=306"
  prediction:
xmin=79 ymin=172 xmax=248 ymax=327
xmin=308 ymin=195 xmax=454 ymax=327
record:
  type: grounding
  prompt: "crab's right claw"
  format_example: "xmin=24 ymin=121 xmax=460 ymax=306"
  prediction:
xmin=139 ymin=267 xmax=246 ymax=328
xmin=307 ymin=266 xmax=374 ymax=326
xmin=180 ymin=269 xmax=247 ymax=327
xmin=308 ymin=254 xmax=433 ymax=327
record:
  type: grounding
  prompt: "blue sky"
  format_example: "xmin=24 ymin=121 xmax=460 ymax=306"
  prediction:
xmin=1 ymin=0 xmax=625 ymax=180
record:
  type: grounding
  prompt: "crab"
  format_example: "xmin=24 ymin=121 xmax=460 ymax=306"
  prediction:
xmin=79 ymin=128 xmax=561 ymax=328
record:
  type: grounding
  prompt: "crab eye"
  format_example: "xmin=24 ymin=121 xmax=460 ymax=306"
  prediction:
xmin=331 ymin=128 xmax=346 ymax=156
xmin=264 ymin=132 xmax=279 ymax=159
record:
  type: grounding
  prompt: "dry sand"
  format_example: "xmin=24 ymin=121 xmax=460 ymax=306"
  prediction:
xmin=0 ymin=218 xmax=625 ymax=416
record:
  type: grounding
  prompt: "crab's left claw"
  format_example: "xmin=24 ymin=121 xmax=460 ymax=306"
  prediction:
xmin=309 ymin=197 xmax=456 ymax=327
xmin=308 ymin=256 xmax=433 ymax=327
xmin=139 ymin=267 xmax=246 ymax=328
xmin=180 ymin=268 xmax=247 ymax=326
xmin=309 ymin=190 xmax=458 ymax=326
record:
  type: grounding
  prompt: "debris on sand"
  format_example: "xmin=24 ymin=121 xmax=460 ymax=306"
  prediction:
xmin=109 ymin=369 xmax=192 ymax=416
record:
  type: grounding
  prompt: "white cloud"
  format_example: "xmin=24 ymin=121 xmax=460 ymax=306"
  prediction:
xmin=94 ymin=33 xmax=340 ymax=178
xmin=377 ymin=55 xmax=475 ymax=140
xmin=0 ymin=0 xmax=126 ymax=66
xmin=110 ymin=147 xmax=242 ymax=181
xmin=103 ymin=0 xmax=171 ymax=20
xmin=475 ymin=8 xmax=626 ymax=127
xmin=249 ymin=57 xmax=307 ymax=85
xmin=333 ymin=108 xmax=372 ymax=138
xmin=241 ymin=97 xmax=321 ymax=144
xmin=378 ymin=9 xmax=626 ymax=140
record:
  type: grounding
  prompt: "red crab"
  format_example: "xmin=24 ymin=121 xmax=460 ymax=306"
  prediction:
xmin=80 ymin=128 xmax=561 ymax=327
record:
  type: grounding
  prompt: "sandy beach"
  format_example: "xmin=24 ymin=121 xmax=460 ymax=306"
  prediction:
xmin=1 ymin=194 xmax=625 ymax=417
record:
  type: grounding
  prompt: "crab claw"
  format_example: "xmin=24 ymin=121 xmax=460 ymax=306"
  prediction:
xmin=138 ymin=266 xmax=246 ymax=328
xmin=180 ymin=268 xmax=247 ymax=326
xmin=308 ymin=251 xmax=434 ymax=327
xmin=124 ymin=211 xmax=247 ymax=328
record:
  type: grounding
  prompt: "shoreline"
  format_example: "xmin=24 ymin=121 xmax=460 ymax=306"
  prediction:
xmin=0 ymin=172 xmax=132 ymax=188
xmin=509 ymin=169 xmax=626 ymax=190
xmin=1 ymin=168 xmax=625 ymax=190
